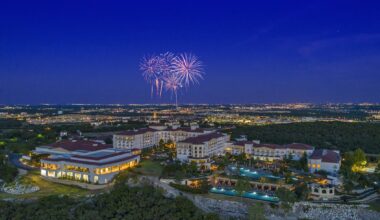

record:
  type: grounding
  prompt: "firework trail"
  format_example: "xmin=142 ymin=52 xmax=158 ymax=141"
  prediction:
xmin=163 ymin=73 xmax=181 ymax=106
xmin=157 ymin=52 xmax=175 ymax=96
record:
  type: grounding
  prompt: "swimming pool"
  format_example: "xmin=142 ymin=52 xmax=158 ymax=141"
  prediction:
xmin=210 ymin=187 xmax=279 ymax=203
xmin=229 ymin=166 xmax=282 ymax=181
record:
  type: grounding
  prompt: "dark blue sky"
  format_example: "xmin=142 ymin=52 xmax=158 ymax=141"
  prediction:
xmin=1 ymin=0 xmax=380 ymax=104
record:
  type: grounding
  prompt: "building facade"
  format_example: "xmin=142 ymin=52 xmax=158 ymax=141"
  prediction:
xmin=308 ymin=149 xmax=341 ymax=174
xmin=176 ymin=132 xmax=230 ymax=169
xmin=36 ymin=140 xmax=140 ymax=184
xmin=113 ymin=124 xmax=214 ymax=150
xmin=252 ymin=143 xmax=314 ymax=161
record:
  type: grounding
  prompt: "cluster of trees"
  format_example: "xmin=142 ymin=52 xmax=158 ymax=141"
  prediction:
xmin=161 ymin=161 xmax=200 ymax=180
xmin=0 ymin=119 xmax=146 ymax=154
xmin=0 ymin=184 xmax=218 ymax=220
xmin=227 ymin=122 xmax=380 ymax=153
xmin=340 ymin=148 xmax=379 ymax=193
xmin=0 ymin=153 xmax=18 ymax=183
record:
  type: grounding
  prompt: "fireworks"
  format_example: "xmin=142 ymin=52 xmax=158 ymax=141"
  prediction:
xmin=139 ymin=52 xmax=204 ymax=106
xmin=172 ymin=53 xmax=203 ymax=87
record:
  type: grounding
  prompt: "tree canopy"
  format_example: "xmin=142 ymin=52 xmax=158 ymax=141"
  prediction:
xmin=0 ymin=185 xmax=219 ymax=220
xmin=226 ymin=122 xmax=380 ymax=153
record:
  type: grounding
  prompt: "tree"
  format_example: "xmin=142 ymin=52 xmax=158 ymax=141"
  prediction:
xmin=235 ymin=178 xmax=251 ymax=199
xmin=104 ymin=137 xmax=112 ymax=144
xmin=343 ymin=179 xmax=354 ymax=194
xmin=188 ymin=161 xmax=198 ymax=176
xmin=236 ymin=153 xmax=247 ymax=164
xmin=248 ymin=203 xmax=266 ymax=220
xmin=0 ymin=153 xmax=18 ymax=183
xmin=294 ymin=183 xmax=309 ymax=200
xmin=275 ymin=187 xmax=297 ymax=204
xmin=199 ymin=178 xmax=210 ymax=193
xmin=158 ymin=139 xmax=165 ymax=150
xmin=0 ymin=185 xmax=216 ymax=220
xmin=299 ymin=152 xmax=308 ymax=172
xmin=284 ymin=171 xmax=292 ymax=184
xmin=352 ymin=148 xmax=367 ymax=172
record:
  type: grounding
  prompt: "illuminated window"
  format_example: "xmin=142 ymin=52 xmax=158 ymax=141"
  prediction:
xmin=47 ymin=171 xmax=56 ymax=177
xmin=67 ymin=172 xmax=73 ymax=178
xmin=75 ymin=173 xmax=81 ymax=180
xmin=312 ymin=164 xmax=316 ymax=168
xmin=82 ymin=174 xmax=89 ymax=182
xmin=41 ymin=169 xmax=47 ymax=176
xmin=94 ymin=176 xmax=99 ymax=183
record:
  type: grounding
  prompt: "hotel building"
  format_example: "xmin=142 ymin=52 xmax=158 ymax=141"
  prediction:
xmin=35 ymin=140 xmax=140 ymax=184
xmin=176 ymin=132 xmax=230 ymax=169
xmin=113 ymin=124 xmax=214 ymax=150
xmin=224 ymin=140 xmax=260 ymax=155
xmin=252 ymin=143 xmax=315 ymax=161
xmin=232 ymin=142 xmax=315 ymax=161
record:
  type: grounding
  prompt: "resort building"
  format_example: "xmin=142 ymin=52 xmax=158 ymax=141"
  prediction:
xmin=224 ymin=140 xmax=260 ymax=155
xmin=252 ymin=143 xmax=314 ymax=161
xmin=176 ymin=132 xmax=230 ymax=169
xmin=308 ymin=149 xmax=341 ymax=174
xmin=113 ymin=124 xmax=214 ymax=150
xmin=35 ymin=140 xmax=140 ymax=184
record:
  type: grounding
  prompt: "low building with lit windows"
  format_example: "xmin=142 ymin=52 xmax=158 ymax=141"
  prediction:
xmin=36 ymin=140 xmax=140 ymax=184
xmin=308 ymin=149 xmax=341 ymax=174
xmin=176 ymin=132 xmax=230 ymax=169
xmin=252 ymin=143 xmax=314 ymax=161
xmin=309 ymin=183 xmax=336 ymax=200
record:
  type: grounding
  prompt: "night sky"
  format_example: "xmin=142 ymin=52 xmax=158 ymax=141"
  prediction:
xmin=1 ymin=1 xmax=380 ymax=104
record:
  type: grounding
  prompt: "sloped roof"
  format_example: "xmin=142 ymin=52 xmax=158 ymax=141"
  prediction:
xmin=310 ymin=149 xmax=340 ymax=163
xmin=116 ymin=127 xmax=157 ymax=135
xmin=284 ymin=143 xmax=314 ymax=150
xmin=46 ymin=140 xmax=111 ymax=152
xmin=178 ymin=132 xmax=225 ymax=144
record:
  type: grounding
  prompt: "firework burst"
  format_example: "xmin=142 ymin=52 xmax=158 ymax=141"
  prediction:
xmin=172 ymin=53 xmax=203 ymax=87
xmin=139 ymin=52 xmax=204 ymax=106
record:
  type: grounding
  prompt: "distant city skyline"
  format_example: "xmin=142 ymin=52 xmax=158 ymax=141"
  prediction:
xmin=1 ymin=1 xmax=380 ymax=104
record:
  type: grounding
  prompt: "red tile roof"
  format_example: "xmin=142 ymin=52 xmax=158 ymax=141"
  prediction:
xmin=163 ymin=127 xmax=205 ymax=133
xmin=310 ymin=149 xmax=340 ymax=163
xmin=116 ymin=128 xmax=157 ymax=135
xmin=179 ymin=132 xmax=226 ymax=144
xmin=233 ymin=141 xmax=255 ymax=146
xmin=284 ymin=143 xmax=314 ymax=150
xmin=254 ymin=143 xmax=283 ymax=149
xmin=46 ymin=140 xmax=111 ymax=152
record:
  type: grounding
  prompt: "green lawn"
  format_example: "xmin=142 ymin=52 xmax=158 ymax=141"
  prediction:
xmin=134 ymin=160 xmax=163 ymax=176
xmin=0 ymin=170 xmax=91 ymax=199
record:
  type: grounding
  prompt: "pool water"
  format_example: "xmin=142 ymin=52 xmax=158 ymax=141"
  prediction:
xmin=230 ymin=166 xmax=282 ymax=181
xmin=210 ymin=187 xmax=279 ymax=203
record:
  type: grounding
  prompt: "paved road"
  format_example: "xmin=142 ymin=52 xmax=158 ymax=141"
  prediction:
xmin=9 ymin=153 xmax=37 ymax=171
